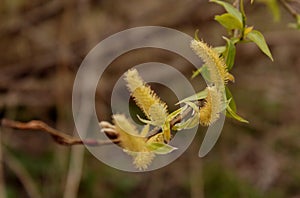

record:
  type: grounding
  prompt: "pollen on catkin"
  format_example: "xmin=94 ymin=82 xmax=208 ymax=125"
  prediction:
xmin=199 ymin=86 xmax=223 ymax=126
xmin=190 ymin=39 xmax=234 ymax=85
xmin=112 ymin=114 xmax=156 ymax=170
xmin=126 ymin=150 xmax=156 ymax=171
xmin=124 ymin=69 xmax=168 ymax=125
xmin=113 ymin=114 xmax=145 ymax=152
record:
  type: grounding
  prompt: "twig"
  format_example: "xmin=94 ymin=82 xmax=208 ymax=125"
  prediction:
xmin=1 ymin=100 xmax=204 ymax=147
xmin=0 ymin=119 xmax=117 ymax=146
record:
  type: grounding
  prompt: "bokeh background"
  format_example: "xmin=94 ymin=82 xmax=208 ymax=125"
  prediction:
xmin=1 ymin=0 xmax=300 ymax=197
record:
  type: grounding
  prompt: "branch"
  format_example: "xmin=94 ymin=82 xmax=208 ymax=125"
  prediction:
xmin=0 ymin=119 xmax=117 ymax=146
xmin=1 ymin=100 xmax=204 ymax=147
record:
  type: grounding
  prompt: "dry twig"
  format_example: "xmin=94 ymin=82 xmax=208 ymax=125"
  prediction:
xmin=0 ymin=119 xmax=117 ymax=146
xmin=0 ymin=101 xmax=204 ymax=147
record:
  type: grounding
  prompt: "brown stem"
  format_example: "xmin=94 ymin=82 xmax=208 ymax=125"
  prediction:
xmin=0 ymin=100 xmax=204 ymax=147
xmin=0 ymin=119 xmax=117 ymax=146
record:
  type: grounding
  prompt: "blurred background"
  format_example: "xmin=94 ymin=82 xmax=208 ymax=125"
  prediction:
xmin=0 ymin=0 xmax=300 ymax=197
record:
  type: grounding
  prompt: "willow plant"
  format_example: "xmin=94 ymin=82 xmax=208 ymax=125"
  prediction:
xmin=100 ymin=0 xmax=275 ymax=170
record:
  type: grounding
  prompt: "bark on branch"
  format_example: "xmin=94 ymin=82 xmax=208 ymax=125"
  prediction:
xmin=0 ymin=100 xmax=204 ymax=147
xmin=0 ymin=119 xmax=116 ymax=146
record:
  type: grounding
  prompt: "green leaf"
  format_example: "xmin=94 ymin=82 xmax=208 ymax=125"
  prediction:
xmin=215 ymin=13 xmax=243 ymax=30
xmin=136 ymin=115 xmax=152 ymax=125
xmin=244 ymin=26 xmax=254 ymax=37
xmin=214 ymin=46 xmax=226 ymax=54
xmin=173 ymin=114 xmax=199 ymax=130
xmin=167 ymin=106 xmax=185 ymax=122
xmin=200 ymin=65 xmax=212 ymax=82
xmin=146 ymin=142 xmax=177 ymax=154
xmin=191 ymin=65 xmax=212 ymax=82
xmin=184 ymin=101 xmax=200 ymax=113
xmin=210 ymin=0 xmax=243 ymax=23
xmin=225 ymin=86 xmax=236 ymax=112
xmin=192 ymin=65 xmax=204 ymax=79
xmin=223 ymin=37 xmax=236 ymax=70
xmin=194 ymin=29 xmax=200 ymax=41
xmin=246 ymin=30 xmax=273 ymax=61
xmin=226 ymin=105 xmax=249 ymax=123
xmin=177 ymin=89 xmax=208 ymax=104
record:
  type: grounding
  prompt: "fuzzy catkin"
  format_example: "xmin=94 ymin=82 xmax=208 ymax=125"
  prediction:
xmin=190 ymin=39 xmax=234 ymax=85
xmin=199 ymin=86 xmax=223 ymax=126
xmin=125 ymin=69 xmax=168 ymax=125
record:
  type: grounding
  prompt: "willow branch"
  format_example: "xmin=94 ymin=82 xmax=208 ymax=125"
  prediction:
xmin=1 ymin=100 xmax=204 ymax=146
xmin=0 ymin=119 xmax=117 ymax=146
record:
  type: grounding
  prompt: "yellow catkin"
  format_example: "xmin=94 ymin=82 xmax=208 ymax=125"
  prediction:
xmin=190 ymin=39 xmax=234 ymax=85
xmin=113 ymin=114 xmax=145 ymax=152
xmin=124 ymin=69 xmax=168 ymax=124
xmin=129 ymin=150 xmax=155 ymax=171
xmin=112 ymin=114 xmax=156 ymax=170
xmin=199 ymin=86 xmax=223 ymax=126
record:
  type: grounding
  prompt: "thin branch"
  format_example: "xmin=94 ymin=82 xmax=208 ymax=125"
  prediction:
xmin=0 ymin=119 xmax=117 ymax=146
xmin=1 ymin=100 xmax=204 ymax=147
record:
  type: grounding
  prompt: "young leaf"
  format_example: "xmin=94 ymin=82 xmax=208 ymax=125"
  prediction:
xmin=214 ymin=46 xmax=226 ymax=54
xmin=192 ymin=68 xmax=201 ymax=79
xmin=136 ymin=114 xmax=153 ymax=125
xmin=226 ymin=105 xmax=249 ymax=123
xmin=246 ymin=30 xmax=274 ymax=61
xmin=223 ymin=37 xmax=236 ymax=70
xmin=177 ymin=89 xmax=208 ymax=104
xmin=166 ymin=106 xmax=185 ymax=122
xmin=215 ymin=13 xmax=243 ymax=30
xmin=244 ymin=26 xmax=254 ymax=37
xmin=173 ymin=113 xmax=199 ymax=130
xmin=192 ymin=64 xmax=213 ymax=82
xmin=184 ymin=101 xmax=200 ymax=113
xmin=146 ymin=142 xmax=178 ymax=154
xmin=210 ymin=0 xmax=243 ymax=23
xmin=163 ymin=121 xmax=171 ymax=142
xmin=225 ymin=86 xmax=236 ymax=112
xmin=194 ymin=29 xmax=200 ymax=41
